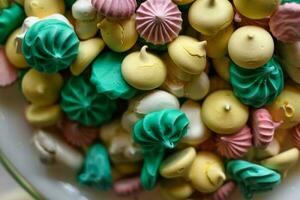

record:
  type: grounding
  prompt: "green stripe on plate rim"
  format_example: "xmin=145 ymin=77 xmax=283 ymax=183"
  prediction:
xmin=0 ymin=149 xmax=45 ymax=200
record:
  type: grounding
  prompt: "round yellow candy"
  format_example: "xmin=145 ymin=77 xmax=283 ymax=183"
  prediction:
xmin=202 ymin=90 xmax=249 ymax=134
xmin=22 ymin=69 xmax=63 ymax=106
xmin=168 ymin=36 xmax=207 ymax=75
xmin=5 ymin=28 xmax=28 ymax=68
xmin=161 ymin=179 xmax=195 ymax=200
xmin=187 ymin=151 xmax=225 ymax=193
xmin=212 ymin=56 xmax=230 ymax=82
xmin=228 ymin=26 xmax=274 ymax=69
xmin=188 ymin=0 xmax=234 ymax=36
xmin=121 ymin=46 xmax=167 ymax=90
xmin=98 ymin=16 xmax=138 ymax=52
xmin=24 ymin=0 xmax=65 ymax=18
xmin=267 ymin=86 xmax=300 ymax=129
xmin=233 ymin=0 xmax=280 ymax=20
xmin=200 ymin=24 xmax=234 ymax=58
xmin=25 ymin=104 xmax=62 ymax=127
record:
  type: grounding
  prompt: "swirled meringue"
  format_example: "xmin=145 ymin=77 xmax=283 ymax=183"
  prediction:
xmin=252 ymin=108 xmax=281 ymax=148
xmin=216 ymin=125 xmax=252 ymax=159
xmin=91 ymin=0 xmax=136 ymax=19
xmin=293 ymin=124 xmax=300 ymax=150
xmin=113 ymin=176 xmax=142 ymax=196
xmin=136 ymin=0 xmax=182 ymax=45
xmin=210 ymin=181 xmax=236 ymax=200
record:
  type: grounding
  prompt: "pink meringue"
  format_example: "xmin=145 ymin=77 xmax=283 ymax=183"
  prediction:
xmin=0 ymin=48 xmax=17 ymax=87
xmin=293 ymin=124 xmax=300 ymax=150
xmin=269 ymin=3 xmax=300 ymax=43
xmin=252 ymin=108 xmax=281 ymax=148
xmin=113 ymin=176 xmax=142 ymax=196
xmin=216 ymin=126 xmax=252 ymax=159
xmin=91 ymin=0 xmax=136 ymax=19
xmin=136 ymin=0 xmax=182 ymax=45
xmin=210 ymin=181 xmax=236 ymax=200
xmin=61 ymin=119 xmax=98 ymax=147
xmin=234 ymin=12 xmax=270 ymax=31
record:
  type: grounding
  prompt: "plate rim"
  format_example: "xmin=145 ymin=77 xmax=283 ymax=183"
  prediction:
xmin=0 ymin=149 xmax=44 ymax=200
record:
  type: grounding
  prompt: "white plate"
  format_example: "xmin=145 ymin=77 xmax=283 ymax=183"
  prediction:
xmin=0 ymin=84 xmax=299 ymax=200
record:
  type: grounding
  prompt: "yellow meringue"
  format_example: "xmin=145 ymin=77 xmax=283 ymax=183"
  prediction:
xmin=121 ymin=46 xmax=167 ymax=90
xmin=22 ymin=69 xmax=63 ymax=106
xmin=161 ymin=178 xmax=195 ymax=200
xmin=212 ymin=56 xmax=230 ymax=82
xmin=24 ymin=0 xmax=65 ymax=18
xmin=209 ymin=75 xmax=232 ymax=93
xmin=70 ymin=38 xmax=105 ymax=76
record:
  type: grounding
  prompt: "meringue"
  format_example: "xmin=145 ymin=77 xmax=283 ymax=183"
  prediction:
xmin=0 ymin=48 xmax=18 ymax=87
xmin=24 ymin=0 xmax=65 ymax=18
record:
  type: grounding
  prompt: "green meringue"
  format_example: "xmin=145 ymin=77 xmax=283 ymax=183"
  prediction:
xmin=90 ymin=51 xmax=137 ymax=100
xmin=60 ymin=74 xmax=117 ymax=126
xmin=281 ymin=0 xmax=300 ymax=4
xmin=0 ymin=3 xmax=25 ymax=45
xmin=227 ymin=160 xmax=281 ymax=200
xmin=133 ymin=109 xmax=189 ymax=190
xmin=22 ymin=19 xmax=79 ymax=73
xmin=77 ymin=143 xmax=112 ymax=190
xmin=230 ymin=56 xmax=284 ymax=108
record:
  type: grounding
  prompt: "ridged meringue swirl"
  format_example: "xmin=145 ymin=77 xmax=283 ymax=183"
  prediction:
xmin=60 ymin=75 xmax=117 ymax=127
xmin=252 ymin=108 xmax=281 ymax=148
xmin=210 ymin=181 xmax=236 ymax=200
xmin=113 ymin=176 xmax=142 ymax=196
xmin=216 ymin=126 xmax=252 ymax=159
xmin=22 ymin=19 xmax=79 ymax=73
xmin=230 ymin=56 xmax=284 ymax=108
xmin=133 ymin=109 xmax=189 ymax=190
xmin=91 ymin=0 xmax=136 ymax=19
xmin=90 ymin=51 xmax=137 ymax=100
xmin=227 ymin=160 xmax=281 ymax=200
xmin=136 ymin=0 xmax=183 ymax=45
xmin=293 ymin=124 xmax=300 ymax=150
xmin=0 ymin=3 xmax=26 ymax=44
xmin=78 ymin=143 xmax=112 ymax=190
xmin=269 ymin=3 xmax=300 ymax=43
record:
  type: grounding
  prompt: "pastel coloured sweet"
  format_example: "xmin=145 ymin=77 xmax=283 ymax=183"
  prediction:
xmin=136 ymin=0 xmax=182 ymax=45
xmin=269 ymin=3 xmax=300 ymax=43
xmin=0 ymin=3 xmax=25 ymax=45
xmin=277 ymin=41 xmax=300 ymax=68
xmin=113 ymin=176 xmax=142 ymax=196
xmin=91 ymin=0 xmax=136 ymax=19
xmin=61 ymin=119 xmax=98 ymax=147
xmin=160 ymin=147 xmax=196 ymax=178
xmin=200 ymin=24 xmax=234 ymax=58
xmin=188 ymin=0 xmax=234 ymax=36
xmin=209 ymin=75 xmax=232 ymax=93
xmin=161 ymin=178 xmax=194 ymax=200
xmin=267 ymin=86 xmax=300 ymax=129
xmin=172 ymin=0 xmax=195 ymax=5
xmin=228 ymin=26 xmax=274 ymax=69
xmin=168 ymin=36 xmax=207 ymax=75
xmin=216 ymin=125 xmax=252 ymax=159
xmin=133 ymin=109 xmax=189 ymax=190
xmin=24 ymin=0 xmax=65 ymax=18
xmin=254 ymin=139 xmax=281 ymax=160
xmin=252 ymin=108 xmax=281 ymax=148
xmin=212 ymin=57 xmax=230 ymax=82
xmin=70 ymin=38 xmax=105 ymax=76
xmin=293 ymin=125 xmax=300 ymax=150
xmin=78 ymin=143 xmax=112 ymax=189
xmin=121 ymin=46 xmax=167 ymax=90
xmin=230 ymin=57 xmax=284 ymax=108
xmin=227 ymin=160 xmax=281 ymax=199
xmin=202 ymin=90 xmax=249 ymax=134
xmin=60 ymin=75 xmax=117 ymax=126
xmin=0 ymin=0 xmax=10 ymax=8
xmin=261 ymin=148 xmax=299 ymax=178
xmin=0 ymin=48 xmax=18 ymax=87
xmin=22 ymin=69 xmax=63 ymax=106
xmin=188 ymin=151 xmax=226 ymax=193
xmin=91 ymin=51 xmax=137 ymax=100
xmin=75 ymin=18 xmax=99 ymax=40
xmin=234 ymin=12 xmax=270 ymax=31
xmin=98 ymin=16 xmax=138 ymax=52
xmin=5 ymin=28 xmax=28 ymax=68
xmin=22 ymin=19 xmax=79 ymax=73
xmin=180 ymin=100 xmax=211 ymax=145
xmin=233 ymin=0 xmax=280 ymax=19
xmin=121 ymin=90 xmax=179 ymax=132
xmin=25 ymin=104 xmax=62 ymax=127
xmin=33 ymin=130 xmax=83 ymax=170
xmin=209 ymin=181 xmax=237 ymax=200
